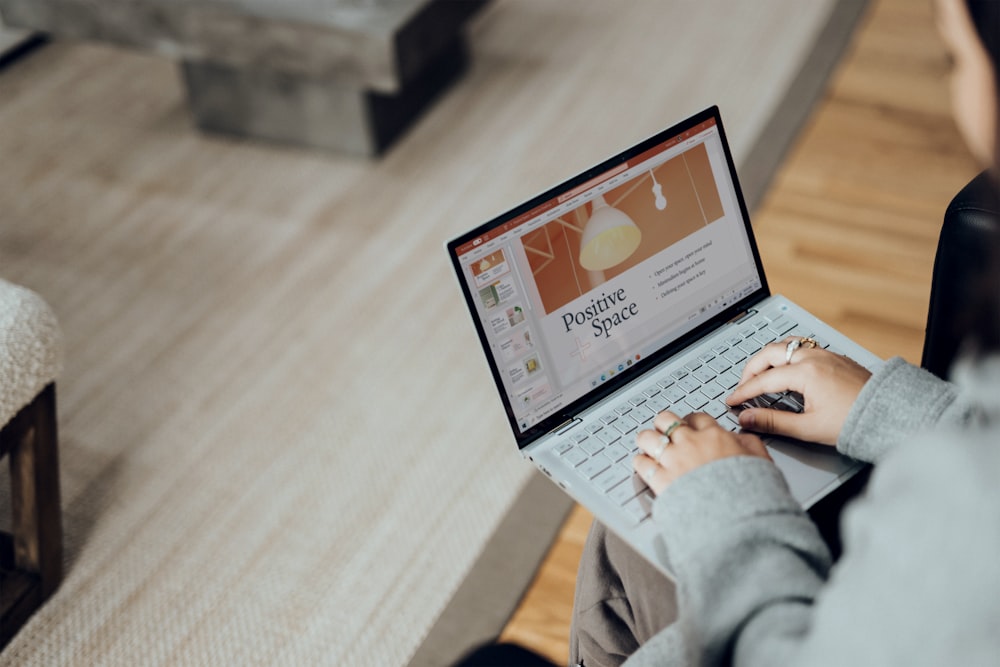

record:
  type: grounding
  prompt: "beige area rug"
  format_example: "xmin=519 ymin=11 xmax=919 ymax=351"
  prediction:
xmin=0 ymin=1 xmax=838 ymax=664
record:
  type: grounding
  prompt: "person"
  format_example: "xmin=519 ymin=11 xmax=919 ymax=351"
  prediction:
xmin=569 ymin=0 xmax=1000 ymax=664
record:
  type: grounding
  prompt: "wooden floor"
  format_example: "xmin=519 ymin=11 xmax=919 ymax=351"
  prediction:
xmin=500 ymin=0 xmax=984 ymax=662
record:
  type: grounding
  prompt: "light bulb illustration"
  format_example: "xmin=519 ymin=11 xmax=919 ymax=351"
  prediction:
xmin=650 ymin=169 xmax=667 ymax=210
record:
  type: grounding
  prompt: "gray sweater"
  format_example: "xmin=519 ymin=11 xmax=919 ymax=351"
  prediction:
xmin=624 ymin=356 xmax=1000 ymax=666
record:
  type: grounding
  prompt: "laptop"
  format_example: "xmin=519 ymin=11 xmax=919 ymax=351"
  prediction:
xmin=445 ymin=106 xmax=881 ymax=577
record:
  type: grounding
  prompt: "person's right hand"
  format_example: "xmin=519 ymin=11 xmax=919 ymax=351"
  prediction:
xmin=725 ymin=338 xmax=872 ymax=446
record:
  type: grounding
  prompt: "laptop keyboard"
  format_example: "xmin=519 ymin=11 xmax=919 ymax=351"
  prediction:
xmin=554 ymin=312 xmax=833 ymax=525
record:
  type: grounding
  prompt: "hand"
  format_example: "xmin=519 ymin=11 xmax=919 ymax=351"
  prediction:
xmin=725 ymin=338 xmax=872 ymax=446
xmin=633 ymin=411 xmax=771 ymax=495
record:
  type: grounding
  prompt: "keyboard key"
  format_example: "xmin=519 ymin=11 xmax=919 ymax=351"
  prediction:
xmin=768 ymin=316 xmax=796 ymax=335
xmin=579 ymin=455 xmax=612 ymax=480
xmin=600 ymin=412 xmax=618 ymax=424
xmin=555 ymin=440 xmax=574 ymax=454
xmin=723 ymin=412 xmax=741 ymax=431
xmin=678 ymin=376 xmax=701 ymax=393
xmin=684 ymin=393 xmax=709 ymax=410
xmin=723 ymin=348 xmax=746 ymax=364
xmin=631 ymin=405 xmax=655 ymax=424
xmin=753 ymin=331 xmax=777 ymax=347
xmin=596 ymin=429 xmax=621 ymax=446
xmin=700 ymin=380 xmax=726 ymax=399
xmin=623 ymin=495 xmax=651 ymax=523
xmin=738 ymin=326 xmax=755 ymax=339
xmin=725 ymin=334 xmax=743 ymax=347
xmin=613 ymin=418 xmax=638 ymax=435
xmin=629 ymin=395 xmax=647 ymax=407
xmin=657 ymin=378 xmax=675 ymax=390
xmin=606 ymin=442 xmax=630 ymax=462
xmin=586 ymin=423 xmax=604 ymax=434
xmin=644 ymin=387 xmax=661 ymax=398
xmin=608 ymin=475 xmax=644 ymax=506
xmin=580 ymin=437 xmax=606 ymax=456
xmin=595 ymin=466 xmax=631 ymax=493
xmin=698 ymin=351 xmax=716 ymax=365
xmin=705 ymin=400 xmax=729 ymax=419
xmin=564 ymin=448 xmax=588 ymax=467
xmin=670 ymin=369 xmax=688 ymax=382
xmin=614 ymin=404 xmax=633 ymax=416
xmin=663 ymin=386 xmax=686 ymax=404
xmin=719 ymin=369 xmax=741 ymax=389
xmin=684 ymin=359 xmax=702 ymax=372
xmin=693 ymin=367 xmax=715 ymax=384
xmin=646 ymin=395 xmax=669 ymax=412
xmin=712 ymin=343 xmax=729 ymax=355
xmin=787 ymin=326 xmax=814 ymax=341
xmin=740 ymin=395 xmax=772 ymax=410
xmin=708 ymin=357 xmax=731 ymax=373
xmin=738 ymin=340 xmax=762 ymax=356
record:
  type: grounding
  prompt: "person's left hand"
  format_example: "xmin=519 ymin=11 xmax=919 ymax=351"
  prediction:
xmin=633 ymin=410 xmax=772 ymax=495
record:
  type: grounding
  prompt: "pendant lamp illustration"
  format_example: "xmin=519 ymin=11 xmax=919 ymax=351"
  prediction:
xmin=579 ymin=194 xmax=642 ymax=271
xmin=650 ymin=169 xmax=667 ymax=210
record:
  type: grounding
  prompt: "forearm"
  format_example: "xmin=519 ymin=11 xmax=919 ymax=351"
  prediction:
xmin=837 ymin=357 xmax=975 ymax=463
xmin=625 ymin=457 xmax=831 ymax=666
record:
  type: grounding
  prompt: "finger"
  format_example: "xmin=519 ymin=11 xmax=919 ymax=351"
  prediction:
xmin=738 ymin=339 xmax=793 ymax=384
xmin=635 ymin=428 xmax=670 ymax=460
xmin=726 ymin=363 xmax=809 ymax=406
xmin=684 ymin=412 xmax=717 ymax=431
xmin=738 ymin=407 xmax=809 ymax=440
xmin=652 ymin=410 xmax=684 ymax=434
xmin=736 ymin=432 xmax=772 ymax=460
xmin=633 ymin=454 xmax=669 ymax=495
xmin=737 ymin=337 xmax=823 ymax=385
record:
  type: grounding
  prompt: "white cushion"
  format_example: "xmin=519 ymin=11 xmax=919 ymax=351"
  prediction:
xmin=0 ymin=279 xmax=62 ymax=428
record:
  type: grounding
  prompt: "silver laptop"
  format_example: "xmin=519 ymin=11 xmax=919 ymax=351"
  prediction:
xmin=446 ymin=106 xmax=881 ymax=577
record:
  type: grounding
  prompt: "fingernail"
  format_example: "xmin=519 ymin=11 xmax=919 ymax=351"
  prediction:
xmin=739 ymin=410 xmax=755 ymax=428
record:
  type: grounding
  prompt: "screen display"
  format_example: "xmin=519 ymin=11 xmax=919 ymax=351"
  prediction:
xmin=450 ymin=110 xmax=764 ymax=439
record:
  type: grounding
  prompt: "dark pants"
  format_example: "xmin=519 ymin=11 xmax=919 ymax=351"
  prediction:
xmin=569 ymin=521 xmax=677 ymax=667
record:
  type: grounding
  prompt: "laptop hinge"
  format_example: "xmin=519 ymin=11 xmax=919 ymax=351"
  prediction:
xmin=727 ymin=308 xmax=757 ymax=325
xmin=555 ymin=417 xmax=582 ymax=435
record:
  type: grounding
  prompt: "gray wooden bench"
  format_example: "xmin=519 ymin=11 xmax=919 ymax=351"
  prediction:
xmin=0 ymin=0 xmax=487 ymax=155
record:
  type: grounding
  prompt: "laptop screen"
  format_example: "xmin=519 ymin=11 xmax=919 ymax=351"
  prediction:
xmin=448 ymin=107 xmax=767 ymax=445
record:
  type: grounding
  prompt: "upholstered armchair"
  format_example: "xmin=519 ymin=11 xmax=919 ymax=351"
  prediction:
xmin=0 ymin=278 xmax=62 ymax=648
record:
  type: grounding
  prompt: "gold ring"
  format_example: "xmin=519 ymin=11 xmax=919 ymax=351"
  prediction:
xmin=800 ymin=337 xmax=818 ymax=349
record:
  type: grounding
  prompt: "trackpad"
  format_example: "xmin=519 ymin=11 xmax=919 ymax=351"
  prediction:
xmin=765 ymin=437 xmax=857 ymax=507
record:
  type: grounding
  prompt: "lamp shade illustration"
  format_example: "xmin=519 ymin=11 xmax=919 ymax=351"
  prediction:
xmin=579 ymin=194 xmax=642 ymax=271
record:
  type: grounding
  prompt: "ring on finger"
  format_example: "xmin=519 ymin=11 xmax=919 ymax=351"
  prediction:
xmin=644 ymin=462 xmax=659 ymax=481
xmin=663 ymin=420 xmax=686 ymax=439
xmin=800 ymin=336 xmax=818 ymax=349
xmin=784 ymin=338 xmax=801 ymax=364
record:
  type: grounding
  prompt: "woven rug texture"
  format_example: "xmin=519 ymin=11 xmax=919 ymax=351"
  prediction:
xmin=0 ymin=1 xmax=835 ymax=663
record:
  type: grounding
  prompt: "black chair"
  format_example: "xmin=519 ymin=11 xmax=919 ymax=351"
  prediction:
xmin=810 ymin=171 xmax=1000 ymax=558
xmin=922 ymin=170 xmax=1000 ymax=378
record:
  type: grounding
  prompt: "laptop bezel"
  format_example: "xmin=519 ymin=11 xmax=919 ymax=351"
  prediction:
xmin=446 ymin=106 xmax=771 ymax=449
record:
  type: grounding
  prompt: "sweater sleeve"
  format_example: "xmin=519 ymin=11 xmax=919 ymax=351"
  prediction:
xmin=626 ymin=425 xmax=1000 ymax=667
xmin=836 ymin=356 xmax=975 ymax=463
xmin=624 ymin=456 xmax=831 ymax=666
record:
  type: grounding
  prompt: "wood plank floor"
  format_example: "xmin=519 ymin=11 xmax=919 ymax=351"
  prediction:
xmin=499 ymin=0 xmax=983 ymax=662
